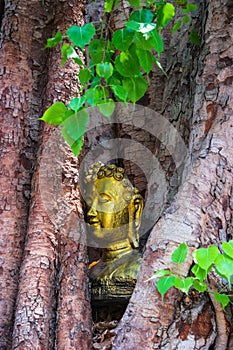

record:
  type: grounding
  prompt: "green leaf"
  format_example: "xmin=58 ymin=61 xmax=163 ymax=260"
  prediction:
xmin=171 ymin=243 xmax=188 ymax=264
xmin=115 ymin=50 xmax=140 ymax=77
xmin=193 ymin=246 xmax=219 ymax=271
xmin=67 ymin=23 xmax=96 ymax=49
xmin=157 ymin=3 xmax=175 ymax=28
xmin=174 ymin=277 xmax=194 ymax=294
xmin=127 ymin=0 xmax=141 ymax=7
xmin=39 ymin=102 xmax=67 ymax=125
xmin=126 ymin=20 xmax=156 ymax=34
xmin=214 ymin=292 xmax=230 ymax=310
xmin=222 ymin=241 xmax=233 ymax=259
xmin=62 ymin=108 xmax=89 ymax=141
xmin=45 ymin=31 xmax=62 ymax=48
xmin=104 ymin=0 xmax=114 ymax=12
xmin=189 ymin=29 xmax=201 ymax=46
xmin=79 ymin=68 xmax=91 ymax=83
xmin=69 ymin=96 xmax=86 ymax=112
xmin=61 ymin=44 xmax=83 ymax=66
xmin=191 ymin=264 xmax=207 ymax=281
xmin=112 ymin=28 xmax=134 ymax=51
xmin=98 ymin=100 xmax=115 ymax=118
xmin=172 ymin=20 xmax=182 ymax=33
xmin=153 ymin=269 xmax=171 ymax=278
xmin=108 ymin=76 xmax=121 ymax=86
xmin=183 ymin=15 xmax=190 ymax=24
xmin=123 ymin=76 xmax=148 ymax=103
xmin=71 ymin=137 xmax=83 ymax=156
xmin=96 ymin=62 xmax=113 ymax=79
xmin=129 ymin=9 xmax=154 ymax=23
xmin=85 ymin=88 xmax=102 ymax=106
xmin=89 ymin=39 xmax=105 ymax=63
xmin=215 ymin=254 xmax=233 ymax=288
xmin=148 ymin=29 xmax=164 ymax=55
xmin=104 ymin=0 xmax=120 ymax=12
xmin=136 ymin=49 xmax=153 ymax=74
xmin=145 ymin=269 xmax=171 ymax=282
xmin=157 ymin=276 xmax=175 ymax=301
xmin=62 ymin=128 xmax=83 ymax=156
xmin=110 ymin=85 xmax=128 ymax=102
xmin=193 ymin=279 xmax=207 ymax=292
xmin=134 ymin=32 xmax=154 ymax=50
xmin=183 ymin=4 xmax=198 ymax=13
xmin=90 ymin=76 xmax=101 ymax=88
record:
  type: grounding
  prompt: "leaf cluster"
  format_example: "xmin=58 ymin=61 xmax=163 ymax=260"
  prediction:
xmin=40 ymin=0 xmax=199 ymax=155
xmin=149 ymin=241 xmax=233 ymax=310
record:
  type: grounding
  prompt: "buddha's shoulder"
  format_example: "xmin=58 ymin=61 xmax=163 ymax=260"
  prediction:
xmin=90 ymin=250 xmax=142 ymax=280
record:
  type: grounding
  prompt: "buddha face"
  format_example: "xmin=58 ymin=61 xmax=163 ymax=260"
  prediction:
xmin=83 ymin=163 xmax=144 ymax=249
xmin=85 ymin=177 xmax=130 ymax=242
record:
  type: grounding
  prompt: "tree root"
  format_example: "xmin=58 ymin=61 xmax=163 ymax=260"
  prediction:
xmin=209 ymin=292 xmax=229 ymax=349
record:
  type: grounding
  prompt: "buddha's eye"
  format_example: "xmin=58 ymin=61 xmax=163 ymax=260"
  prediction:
xmin=98 ymin=194 xmax=112 ymax=203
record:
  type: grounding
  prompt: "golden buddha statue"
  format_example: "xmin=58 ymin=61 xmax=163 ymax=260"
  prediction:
xmin=83 ymin=163 xmax=144 ymax=303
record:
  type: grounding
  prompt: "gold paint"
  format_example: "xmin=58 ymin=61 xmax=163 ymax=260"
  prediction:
xmin=84 ymin=163 xmax=144 ymax=302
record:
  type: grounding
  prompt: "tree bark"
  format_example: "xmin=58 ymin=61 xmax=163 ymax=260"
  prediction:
xmin=0 ymin=1 xmax=92 ymax=349
xmin=0 ymin=1 xmax=54 ymax=348
xmin=113 ymin=0 xmax=233 ymax=348
xmin=0 ymin=1 xmax=92 ymax=348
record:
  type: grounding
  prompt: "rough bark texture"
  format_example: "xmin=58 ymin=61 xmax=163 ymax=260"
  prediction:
xmin=113 ymin=0 xmax=233 ymax=349
xmin=1 ymin=1 xmax=92 ymax=349
xmin=0 ymin=1 xmax=53 ymax=348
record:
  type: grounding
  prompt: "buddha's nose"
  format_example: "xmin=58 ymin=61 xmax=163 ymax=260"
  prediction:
xmin=87 ymin=205 xmax=98 ymax=217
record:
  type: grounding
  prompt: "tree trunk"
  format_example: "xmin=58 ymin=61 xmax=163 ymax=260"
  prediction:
xmin=0 ymin=1 xmax=54 ymax=347
xmin=113 ymin=0 xmax=233 ymax=349
xmin=1 ymin=1 xmax=92 ymax=349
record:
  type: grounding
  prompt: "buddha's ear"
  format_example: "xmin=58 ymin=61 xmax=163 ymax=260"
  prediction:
xmin=128 ymin=194 xmax=144 ymax=249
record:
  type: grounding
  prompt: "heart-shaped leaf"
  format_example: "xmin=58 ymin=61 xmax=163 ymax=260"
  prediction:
xmin=157 ymin=276 xmax=175 ymax=301
xmin=115 ymin=50 xmax=140 ymax=77
xmin=191 ymin=264 xmax=207 ymax=281
xmin=174 ymin=277 xmax=194 ymax=294
xmin=214 ymin=292 xmax=230 ymax=310
xmin=172 ymin=243 xmax=188 ymax=264
xmin=39 ymin=102 xmax=67 ymax=125
xmin=62 ymin=108 xmax=88 ymax=141
xmin=157 ymin=3 xmax=175 ymax=28
xmin=97 ymin=100 xmax=115 ymax=118
xmin=193 ymin=280 xmax=207 ymax=292
xmin=222 ymin=241 xmax=233 ymax=259
xmin=69 ymin=96 xmax=86 ymax=112
xmin=110 ymin=85 xmax=128 ymax=102
xmin=79 ymin=68 xmax=91 ymax=84
xmin=123 ymin=76 xmax=148 ymax=103
xmin=67 ymin=23 xmax=95 ymax=49
xmin=130 ymin=9 xmax=154 ymax=23
xmin=112 ymin=28 xmax=134 ymax=51
xmin=96 ymin=62 xmax=113 ymax=80
xmin=215 ymin=253 xmax=233 ymax=288
xmin=193 ymin=246 xmax=219 ymax=271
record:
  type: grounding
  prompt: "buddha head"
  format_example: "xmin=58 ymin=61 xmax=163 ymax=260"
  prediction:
xmin=83 ymin=163 xmax=144 ymax=250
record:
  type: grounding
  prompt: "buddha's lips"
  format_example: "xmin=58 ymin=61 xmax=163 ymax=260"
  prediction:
xmin=88 ymin=219 xmax=101 ymax=227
